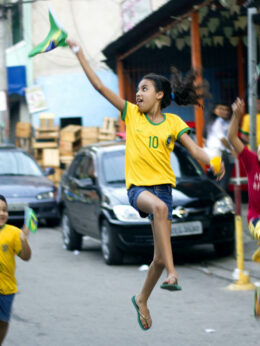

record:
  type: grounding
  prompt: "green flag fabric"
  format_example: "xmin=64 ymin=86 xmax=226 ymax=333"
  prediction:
xmin=24 ymin=207 xmax=38 ymax=233
xmin=28 ymin=9 xmax=68 ymax=58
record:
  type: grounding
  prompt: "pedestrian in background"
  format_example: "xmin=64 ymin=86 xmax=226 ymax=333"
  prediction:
xmin=66 ymin=39 xmax=224 ymax=330
xmin=204 ymin=103 xmax=237 ymax=192
xmin=0 ymin=195 xmax=31 ymax=345
xmin=228 ymin=98 xmax=260 ymax=317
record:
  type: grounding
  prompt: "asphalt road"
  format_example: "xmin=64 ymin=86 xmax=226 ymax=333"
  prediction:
xmin=4 ymin=211 xmax=260 ymax=346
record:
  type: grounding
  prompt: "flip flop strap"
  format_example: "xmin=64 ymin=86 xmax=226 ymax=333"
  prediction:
xmin=163 ymin=274 xmax=178 ymax=285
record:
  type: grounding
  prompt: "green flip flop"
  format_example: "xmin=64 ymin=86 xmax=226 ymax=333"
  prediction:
xmin=160 ymin=282 xmax=182 ymax=291
xmin=254 ymin=287 xmax=260 ymax=318
xmin=131 ymin=295 xmax=151 ymax=331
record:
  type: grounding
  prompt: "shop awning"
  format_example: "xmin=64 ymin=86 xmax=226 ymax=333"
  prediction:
xmin=102 ymin=0 xmax=204 ymax=70
xmin=7 ymin=65 xmax=26 ymax=96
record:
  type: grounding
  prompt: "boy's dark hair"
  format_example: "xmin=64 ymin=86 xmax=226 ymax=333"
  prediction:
xmin=0 ymin=194 xmax=7 ymax=205
xmin=143 ymin=67 xmax=208 ymax=109
xmin=203 ymin=102 xmax=230 ymax=138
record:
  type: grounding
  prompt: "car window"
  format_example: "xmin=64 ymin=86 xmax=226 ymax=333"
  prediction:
xmin=67 ymin=155 xmax=82 ymax=177
xmin=72 ymin=155 xmax=96 ymax=180
xmin=101 ymin=147 xmax=202 ymax=184
xmin=73 ymin=156 xmax=88 ymax=179
xmin=102 ymin=150 xmax=125 ymax=184
xmin=0 ymin=151 xmax=42 ymax=176
xmin=170 ymin=147 xmax=204 ymax=179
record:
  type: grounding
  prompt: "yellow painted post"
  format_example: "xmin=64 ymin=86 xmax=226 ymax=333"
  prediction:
xmin=227 ymin=159 xmax=255 ymax=290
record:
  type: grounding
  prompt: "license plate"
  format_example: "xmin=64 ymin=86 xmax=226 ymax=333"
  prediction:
xmin=8 ymin=202 xmax=28 ymax=212
xmin=171 ymin=221 xmax=203 ymax=237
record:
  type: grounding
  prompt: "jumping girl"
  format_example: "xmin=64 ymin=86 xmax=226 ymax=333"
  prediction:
xmin=66 ymin=40 xmax=224 ymax=330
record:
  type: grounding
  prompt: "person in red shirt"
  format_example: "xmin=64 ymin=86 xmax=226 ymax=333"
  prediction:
xmin=228 ymin=97 xmax=260 ymax=318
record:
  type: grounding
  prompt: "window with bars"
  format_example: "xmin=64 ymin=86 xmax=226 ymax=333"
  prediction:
xmin=11 ymin=4 xmax=23 ymax=45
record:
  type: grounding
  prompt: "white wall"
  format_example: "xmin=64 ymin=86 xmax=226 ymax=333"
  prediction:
xmin=31 ymin=0 xmax=170 ymax=79
xmin=151 ymin=0 xmax=169 ymax=11
xmin=31 ymin=0 xmax=122 ymax=77
xmin=29 ymin=0 xmax=171 ymax=128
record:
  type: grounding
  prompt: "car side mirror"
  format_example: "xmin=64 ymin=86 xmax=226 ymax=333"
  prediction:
xmin=75 ymin=177 xmax=94 ymax=189
xmin=44 ymin=167 xmax=55 ymax=176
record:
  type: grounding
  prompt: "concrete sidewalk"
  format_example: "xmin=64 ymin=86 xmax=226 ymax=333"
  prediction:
xmin=196 ymin=203 xmax=260 ymax=285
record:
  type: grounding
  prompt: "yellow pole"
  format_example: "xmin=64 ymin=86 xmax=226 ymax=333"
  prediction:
xmin=227 ymin=159 xmax=255 ymax=290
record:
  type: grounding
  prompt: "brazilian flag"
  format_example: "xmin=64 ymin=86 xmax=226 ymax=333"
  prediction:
xmin=24 ymin=207 xmax=38 ymax=233
xmin=28 ymin=9 xmax=68 ymax=58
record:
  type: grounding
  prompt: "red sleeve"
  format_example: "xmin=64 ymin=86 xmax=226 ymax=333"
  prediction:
xmin=239 ymin=146 xmax=257 ymax=174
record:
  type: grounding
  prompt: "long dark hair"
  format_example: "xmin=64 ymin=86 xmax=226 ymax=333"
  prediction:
xmin=143 ymin=67 xmax=208 ymax=109
xmin=0 ymin=194 xmax=7 ymax=205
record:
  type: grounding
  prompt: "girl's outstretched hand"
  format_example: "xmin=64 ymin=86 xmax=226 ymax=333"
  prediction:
xmin=231 ymin=97 xmax=245 ymax=119
xmin=216 ymin=161 xmax=225 ymax=181
xmin=66 ymin=39 xmax=81 ymax=54
xmin=210 ymin=159 xmax=225 ymax=181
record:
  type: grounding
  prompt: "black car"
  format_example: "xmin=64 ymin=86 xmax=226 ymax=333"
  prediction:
xmin=59 ymin=140 xmax=235 ymax=265
xmin=0 ymin=144 xmax=60 ymax=226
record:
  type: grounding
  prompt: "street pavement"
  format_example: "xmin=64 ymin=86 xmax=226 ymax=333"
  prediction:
xmin=4 ymin=203 xmax=260 ymax=346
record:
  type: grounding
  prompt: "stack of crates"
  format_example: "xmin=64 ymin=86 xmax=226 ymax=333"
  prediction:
xmin=60 ymin=125 xmax=82 ymax=168
xmin=81 ymin=126 xmax=99 ymax=146
xmin=98 ymin=117 xmax=116 ymax=141
xmin=15 ymin=122 xmax=32 ymax=153
xmin=33 ymin=113 xmax=59 ymax=167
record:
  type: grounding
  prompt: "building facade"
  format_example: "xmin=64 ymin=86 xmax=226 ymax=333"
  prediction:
xmin=4 ymin=0 xmax=170 ymax=140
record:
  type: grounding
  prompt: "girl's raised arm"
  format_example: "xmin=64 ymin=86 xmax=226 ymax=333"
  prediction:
xmin=180 ymin=133 xmax=225 ymax=180
xmin=67 ymin=39 xmax=125 ymax=113
xmin=228 ymin=98 xmax=245 ymax=155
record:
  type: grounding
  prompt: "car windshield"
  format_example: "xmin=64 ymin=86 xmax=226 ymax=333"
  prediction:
xmin=170 ymin=147 xmax=204 ymax=179
xmin=102 ymin=146 xmax=203 ymax=184
xmin=0 ymin=151 xmax=43 ymax=176
xmin=102 ymin=150 xmax=126 ymax=184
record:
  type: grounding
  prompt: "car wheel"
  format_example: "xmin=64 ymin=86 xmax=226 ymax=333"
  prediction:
xmin=100 ymin=220 xmax=123 ymax=265
xmin=214 ymin=240 xmax=234 ymax=257
xmin=61 ymin=210 xmax=82 ymax=251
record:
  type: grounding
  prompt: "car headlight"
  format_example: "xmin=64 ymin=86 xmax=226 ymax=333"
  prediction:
xmin=113 ymin=205 xmax=149 ymax=223
xmin=36 ymin=191 xmax=55 ymax=200
xmin=213 ymin=196 xmax=234 ymax=215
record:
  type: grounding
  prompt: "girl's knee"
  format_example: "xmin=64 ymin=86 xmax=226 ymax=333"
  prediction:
xmin=153 ymin=202 xmax=168 ymax=219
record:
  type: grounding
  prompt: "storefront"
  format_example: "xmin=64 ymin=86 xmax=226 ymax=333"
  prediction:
xmin=103 ymin=0 xmax=250 ymax=145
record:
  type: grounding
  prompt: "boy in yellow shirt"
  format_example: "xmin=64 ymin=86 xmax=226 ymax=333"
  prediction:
xmin=0 ymin=194 xmax=31 ymax=345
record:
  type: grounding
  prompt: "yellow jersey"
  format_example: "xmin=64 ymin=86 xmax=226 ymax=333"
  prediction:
xmin=240 ymin=113 xmax=260 ymax=147
xmin=121 ymin=101 xmax=190 ymax=189
xmin=0 ymin=224 xmax=22 ymax=295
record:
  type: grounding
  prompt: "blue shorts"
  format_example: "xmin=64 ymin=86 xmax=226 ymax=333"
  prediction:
xmin=127 ymin=184 xmax=173 ymax=220
xmin=0 ymin=293 xmax=15 ymax=322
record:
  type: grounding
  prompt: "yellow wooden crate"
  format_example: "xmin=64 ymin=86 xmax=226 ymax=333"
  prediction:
xmin=60 ymin=125 xmax=82 ymax=142
xmin=42 ymin=149 xmax=60 ymax=168
xmin=82 ymin=126 xmax=100 ymax=139
xmin=81 ymin=138 xmax=99 ymax=146
xmin=39 ymin=113 xmax=55 ymax=129
xmin=99 ymin=117 xmax=116 ymax=135
xmin=15 ymin=122 xmax=32 ymax=138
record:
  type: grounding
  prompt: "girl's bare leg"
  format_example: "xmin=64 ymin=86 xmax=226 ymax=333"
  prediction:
xmin=135 ymin=221 xmax=165 ymax=328
xmin=0 ymin=321 xmax=9 ymax=345
xmin=137 ymin=191 xmax=177 ymax=282
xmin=134 ymin=191 xmax=177 ymax=328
